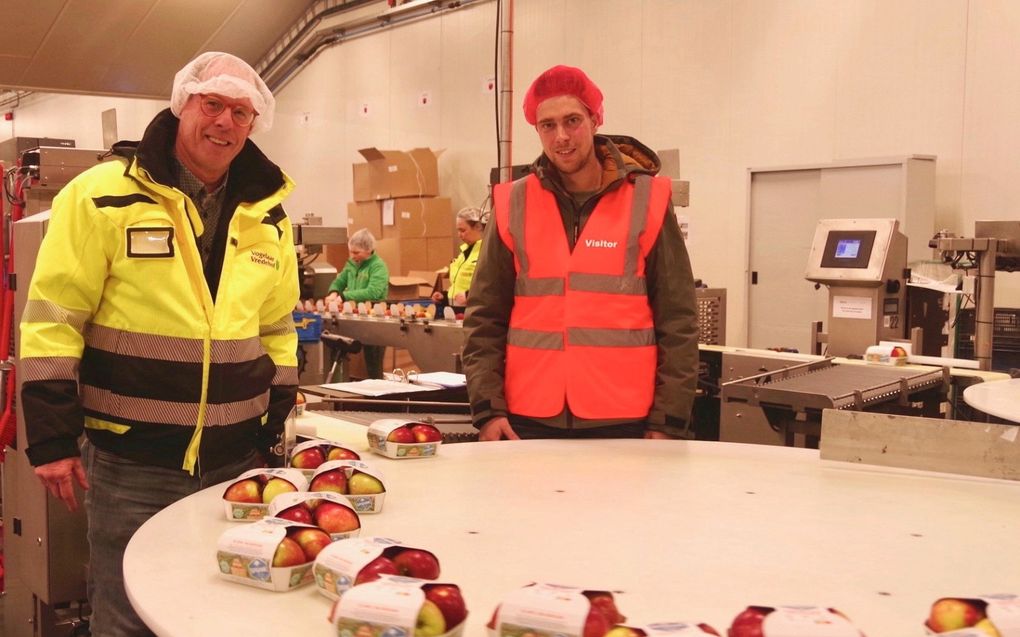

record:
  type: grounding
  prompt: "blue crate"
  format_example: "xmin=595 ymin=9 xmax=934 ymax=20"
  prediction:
xmin=292 ymin=311 xmax=323 ymax=343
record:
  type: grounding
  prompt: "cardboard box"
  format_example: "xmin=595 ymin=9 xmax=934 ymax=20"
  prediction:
xmin=353 ymin=147 xmax=442 ymax=201
xmin=215 ymin=517 xmax=320 ymax=591
xmin=221 ymin=468 xmax=309 ymax=522
xmin=367 ymin=418 xmax=442 ymax=459
xmin=376 ymin=236 xmax=456 ymax=277
xmin=409 ymin=269 xmax=446 ymax=296
xmin=347 ymin=197 xmax=454 ymax=242
xmin=925 ymin=595 xmax=1020 ymax=636
xmin=314 ymin=536 xmax=440 ymax=601
xmin=309 ymin=459 xmax=387 ymax=514
xmin=389 ymin=275 xmax=430 ymax=301
xmin=265 ymin=490 xmax=361 ymax=541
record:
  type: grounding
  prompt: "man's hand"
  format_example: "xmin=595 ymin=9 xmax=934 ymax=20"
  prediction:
xmin=478 ymin=416 xmax=520 ymax=441
xmin=34 ymin=457 xmax=89 ymax=512
xmin=644 ymin=429 xmax=677 ymax=440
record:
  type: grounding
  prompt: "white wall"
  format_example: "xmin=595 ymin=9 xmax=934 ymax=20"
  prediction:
xmin=4 ymin=0 xmax=1020 ymax=345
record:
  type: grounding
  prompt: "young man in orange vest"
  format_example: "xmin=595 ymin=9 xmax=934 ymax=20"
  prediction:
xmin=463 ymin=65 xmax=699 ymax=441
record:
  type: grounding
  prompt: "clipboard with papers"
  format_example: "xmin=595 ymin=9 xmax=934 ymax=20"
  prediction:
xmin=319 ymin=370 xmax=466 ymax=397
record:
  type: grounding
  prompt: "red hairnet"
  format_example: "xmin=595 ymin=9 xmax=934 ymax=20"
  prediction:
xmin=523 ymin=65 xmax=604 ymax=126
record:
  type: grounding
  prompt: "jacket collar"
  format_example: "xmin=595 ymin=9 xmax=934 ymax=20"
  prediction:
xmin=110 ymin=108 xmax=286 ymax=205
xmin=531 ymin=134 xmax=661 ymax=198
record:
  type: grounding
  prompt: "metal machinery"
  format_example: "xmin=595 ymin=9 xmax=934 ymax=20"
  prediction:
xmin=293 ymin=213 xmax=346 ymax=299
xmin=933 ymin=221 xmax=1020 ymax=371
xmin=805 ymin=218 xmax=908 ymax=358
xmin=4 ymin=146 xmax=110 ymax=637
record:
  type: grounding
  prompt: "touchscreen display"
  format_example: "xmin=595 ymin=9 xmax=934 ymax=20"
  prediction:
xmin=834 ymin=238 xmax=861 ymax=259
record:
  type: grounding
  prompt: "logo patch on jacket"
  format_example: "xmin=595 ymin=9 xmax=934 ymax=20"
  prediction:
xmin=584 ymin=239 xmax=618 ymax=249
xmin=250 ymin=249 xmax=278 ymax=269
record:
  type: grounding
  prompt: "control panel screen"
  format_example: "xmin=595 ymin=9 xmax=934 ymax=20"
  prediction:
xmin=819 ymin=230 xmax=877 ymax=269
xmin=834 ymin=238 xmax=861 ymax=259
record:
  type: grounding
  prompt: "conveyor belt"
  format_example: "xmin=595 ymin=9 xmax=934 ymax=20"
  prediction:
xmin=721 ymin=359 xmax=949 ymax=412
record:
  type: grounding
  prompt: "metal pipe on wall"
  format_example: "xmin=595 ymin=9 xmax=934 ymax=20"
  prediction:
xmin=497 ymin=0 xmax=514 ymax=184
xmin=975 ymin=239 xmax=998 ymax=371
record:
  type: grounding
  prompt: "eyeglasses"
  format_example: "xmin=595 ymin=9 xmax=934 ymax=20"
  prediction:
xmin=197 ymin=95 xmax=257 ymax=127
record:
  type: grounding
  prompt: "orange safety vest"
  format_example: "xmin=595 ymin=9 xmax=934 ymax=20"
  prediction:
xmin=493 ymin=173 xmax=671 ymax=419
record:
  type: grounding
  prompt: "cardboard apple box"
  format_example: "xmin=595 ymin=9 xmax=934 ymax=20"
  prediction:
xmin=328 ymin=575 xmax=465 ymax=637
xmin=288 ymin=438 xmax=361 ymax=478
xmin=487 ymin=582 xmax=618 ymax=637
xmin=310 ymin=459 xmax=387 ymax=514
xmin=221 ymin=467 xmax=308 ymax=522
xmin=924 ymin=594 xmax=1020 ymax=636
xmin=730 ymin=606 xmax=864 ymax=637
xmin=214 ymin=517 xmax=318 ymax=592
xmin=367 ymin=418 xmax=442 ymax=459
xmin=313 ymin=536 xmax=438 ymax=601
xmin=265 ymin=490 xmax=361 ymax=541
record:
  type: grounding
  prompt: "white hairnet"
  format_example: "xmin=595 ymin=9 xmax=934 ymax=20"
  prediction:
xmin=170 ymin=52 xmax=274 ymax=134
xmin=349 ymin=228 xmax=376 ymax=252
xmin=456 ymin=206 xmax=489 ymax=226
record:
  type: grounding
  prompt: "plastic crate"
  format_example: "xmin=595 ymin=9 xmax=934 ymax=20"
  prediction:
xmin=292 ymin=311 xmax=323 ymax=343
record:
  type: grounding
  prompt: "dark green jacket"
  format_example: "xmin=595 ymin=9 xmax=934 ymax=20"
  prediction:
xmin=462 ymin=134 xmax=698 ymax=437
xmin=329 ymin=253 xmax=389 ymax=302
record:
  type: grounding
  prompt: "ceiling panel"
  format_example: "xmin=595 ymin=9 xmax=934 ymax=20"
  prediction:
xmin=0 ymin=0 xmax=316 ymax=98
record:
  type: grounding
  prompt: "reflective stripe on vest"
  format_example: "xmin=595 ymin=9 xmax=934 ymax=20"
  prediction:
xmin=496 ymin=172 xmax=670 ymax=419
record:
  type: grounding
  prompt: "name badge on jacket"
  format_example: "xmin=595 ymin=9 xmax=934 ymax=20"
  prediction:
xmin=126 ymin=227 xmax=175 ymax=258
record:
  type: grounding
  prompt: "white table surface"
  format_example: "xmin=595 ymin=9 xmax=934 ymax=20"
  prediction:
xmin=963 ymin=378 xmax=1020 ymax=423
xmin=124 ymin=413 xmax=1020 ymax=637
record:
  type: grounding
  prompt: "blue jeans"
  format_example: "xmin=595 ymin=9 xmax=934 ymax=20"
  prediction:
xmin=81 ymin=440 xmax=259 ymax=636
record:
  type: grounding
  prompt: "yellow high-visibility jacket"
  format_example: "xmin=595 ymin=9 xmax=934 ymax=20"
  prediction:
xmin=20 ymin=109 xmax=299 ymax=474
xmin=447 ymin=240 xmax=481 ymax=302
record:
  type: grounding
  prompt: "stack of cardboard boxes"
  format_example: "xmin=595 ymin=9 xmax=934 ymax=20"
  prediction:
xmin=347 ymin=147 xmax=456 ymax=278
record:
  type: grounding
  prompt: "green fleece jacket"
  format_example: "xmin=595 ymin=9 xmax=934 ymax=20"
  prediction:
xmin=328 ymin=253 xmax=389 ymax=302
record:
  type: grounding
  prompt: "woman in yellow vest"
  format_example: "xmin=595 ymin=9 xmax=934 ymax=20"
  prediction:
xmin=432 ymin=206 xmax=487 ymax=310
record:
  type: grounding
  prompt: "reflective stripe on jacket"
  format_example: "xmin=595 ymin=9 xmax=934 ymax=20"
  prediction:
xmin=494 ymin=172 xmax=670 ymax=419
xmin=21 ymin=112 xmax=299 ymax=473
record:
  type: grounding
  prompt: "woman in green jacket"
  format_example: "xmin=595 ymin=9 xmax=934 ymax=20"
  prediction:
xmin=326 ymin=228 xmax=389 ymax=377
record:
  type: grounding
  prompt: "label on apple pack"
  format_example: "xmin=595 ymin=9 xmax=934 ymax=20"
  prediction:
xmin=367 ymin=418 xmax=442 ymax=459
xmin=314 ymin=536 xmax=404 ymax=600
xmin=495 ymin=583 xmax=590 ymax=635
xmin=216 ymin=518 xmax=315 ymax=591
xmin=331 ymin=576 xmax=426 ymax=633
xmin=762 ymin=606 xmax=861 ymax=637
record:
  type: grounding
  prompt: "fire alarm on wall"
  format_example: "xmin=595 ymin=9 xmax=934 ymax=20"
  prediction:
xmin=3 ymin=112 xmax=12 ymax=121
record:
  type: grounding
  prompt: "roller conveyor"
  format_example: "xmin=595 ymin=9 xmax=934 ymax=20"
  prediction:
xmin=721 ymin=358 xmax=949 ymax=413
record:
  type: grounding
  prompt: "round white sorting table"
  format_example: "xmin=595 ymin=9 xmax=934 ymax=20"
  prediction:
xmin=963 ymin=378 xmax=1020 ymax=424
xmin=124 ymin=422 xmax=1020 ymax=637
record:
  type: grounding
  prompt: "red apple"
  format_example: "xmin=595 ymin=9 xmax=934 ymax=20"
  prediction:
xmin=582 ymin=607 xmax=611 ymax=637
xmin=424 ymin=584 xmax=467 ymax=630
xmin=223 ymin=478 xmax=261 ymax=503
xmin=291 ymin=446 xmax=326 ymax=469
xmin=288 ymin=527 xmax=332 ymax=560
xmin=585 ymin=592 xmax=626 ymax=624
xmin=729 ymin=607 xmax=768 ymax=637
xmin=410 ymin=423 xmax=442 ymax=443
xmin=326 ymin=446 xmax=360 ymax=461
xmin=393 ymin=548 xmax=440 ymax=579
xmin=416 ymin=599 xmax=446 ymax=637
xmin=927 ymin=598 xmax=986 ymax=632
xmin=272 ymin=536 xmax=306 ymax=567
xmin=314 ymin=501 xmax=360 ymax=534
xmin=309 ymin=469 xmax=348 ymax=495
xmin=355 ymin=555 xmax=400 ymax=585
xmin=276 ymin=503 xmax=314 ymax=524
xmin=387 ymin=426 xmax=416 ymax=444
xmin=348 ymin=472 xmax=384 ymax=495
